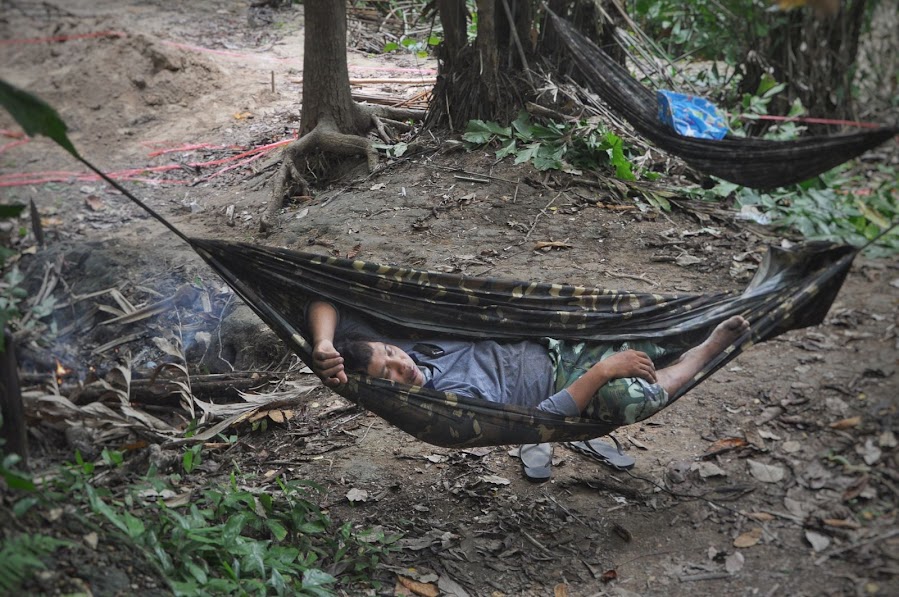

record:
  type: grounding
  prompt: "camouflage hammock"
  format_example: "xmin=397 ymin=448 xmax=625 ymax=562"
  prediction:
xmin=546 ymin=10 xmax=898 ymax=189
xmin=0 ymin=79 xmax=860 ymax=449
xmin=191 ymin=238 xmax=857 ymax=448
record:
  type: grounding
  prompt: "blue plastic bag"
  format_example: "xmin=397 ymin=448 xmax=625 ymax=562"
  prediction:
xmin=657 ymin=90 xmax=729 ymax=140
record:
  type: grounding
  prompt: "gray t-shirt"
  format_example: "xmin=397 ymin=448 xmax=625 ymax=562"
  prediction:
xmin=331 ymin=307 xmax=579 ymax=417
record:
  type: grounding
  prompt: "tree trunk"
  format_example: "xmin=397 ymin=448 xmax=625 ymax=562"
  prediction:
xmin=436 ymin=0 xmax=467 ymax=73
xmin=429 ymin=0 xmax=622 ymax=132
xmin=741 ymin=0 xmax=869 ymax=125
xmin=300 ymin=0 xmax=368 ymax=136
xmin=541 ymin=0 xmax=625 ymax=74
xmin=476 ymin=0 xmax=500 ymax=110
xmin=263 ymin=0 xmax=424 ymax=230
xmin=0 ymin=329 xmax=27 ymax=465
xmin=428 ymin=0 xmax=535 ymax=131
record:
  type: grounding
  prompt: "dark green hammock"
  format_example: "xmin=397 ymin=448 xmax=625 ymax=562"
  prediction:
xmin=190 ymin=237 xmax=857 ymax=448
xmin=546 ymin=10 xmax=898 ymax=189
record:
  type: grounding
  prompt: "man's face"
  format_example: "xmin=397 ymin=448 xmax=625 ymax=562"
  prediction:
xmin=365 ymin=342 xmax=425 ymax=386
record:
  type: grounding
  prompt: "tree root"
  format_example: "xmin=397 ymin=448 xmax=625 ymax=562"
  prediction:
xmin=261 ymin=123 xmax=376 ymax=231
xmin=260 ymin=105 xmax=425 ymax=232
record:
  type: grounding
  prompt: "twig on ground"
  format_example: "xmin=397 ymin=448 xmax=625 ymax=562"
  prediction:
xmin=814 ymin=528 xmax=899 ymax=566
xmin=679 ymin=572 xmax=732 ymax=582
xmin=523 ymin=192 xmax=562 ymax=243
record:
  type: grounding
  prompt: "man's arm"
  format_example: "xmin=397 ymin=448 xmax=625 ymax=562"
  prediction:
xmin=564 ymin=350 xmax=657 ymax=413
xmin=308 ymin=300 xmax=347 ymax=387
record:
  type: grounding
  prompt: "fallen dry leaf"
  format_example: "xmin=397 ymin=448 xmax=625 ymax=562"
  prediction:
xmin=842 ymin=475 xmax=870 ymax=502
xmin=857 ymin=438 xmax=882 ymax=465
xmin=397 ymin=576 xmax=439 ymax=597
xmin=829 ymin=416 xmax=861 ymax=430
xmin=725 ymin=551 xmax=745 ymax=574
xmin=163 ymin=491 xmax=193 ymax=508
xmin=601 ymin=569 xmax=618 ymax=583
xmin=554 ymin=583 xmax=569 ymax=597
xmin=676 ymin=254 xmax=703 ymax=267
xmin=346 ymin=244 xmax=362 ymax=259
xmin=346 ymin=488 xmax=369 ymax=503
xmin=83 ymin=532 xmax=99 ymax=549
xmin=437 ymin=574 xmax=470 ymax=597
xmin=782 ymin=440 xmax=801 ymax=453
xmin=805 ymin=530 xmax=831 ymax=552
xmin=479 ymin=474 xmax=510 ymax=485
xmin=824 ymin=518 xmax=861 ymax=529
xmin=693 ymin=461 xmax=727 ymax=478
xmin=269 ymin=409 xmax=295 ymax=423
xmin=747 ymin=459 xmax=785 ymax=483
xmin=733 ymin=527 xmax=763 ymax=548
xmin=757 ymin=429 xmax=782 ymax=441
xmin=249 ymin=410 xmax=269 ymax=422
xmin=743 ymin=512 xmax=775 ymax=522
xmin=703 ymin=437 xmax=748 ymax=458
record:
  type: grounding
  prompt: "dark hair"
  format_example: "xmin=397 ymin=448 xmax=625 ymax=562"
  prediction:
xmin=335 ymin=337 xmax=376 ymax=374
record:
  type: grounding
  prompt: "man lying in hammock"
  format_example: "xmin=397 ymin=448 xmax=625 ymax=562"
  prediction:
xmin=307 ymin=300 xmax=749 ymax=427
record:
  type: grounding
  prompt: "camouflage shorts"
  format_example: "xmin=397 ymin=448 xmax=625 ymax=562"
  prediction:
xmin=547 ymin=339 xmax=671 ymax=426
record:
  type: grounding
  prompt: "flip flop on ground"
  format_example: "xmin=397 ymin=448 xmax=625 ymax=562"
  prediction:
xmin=565 ymin=438 xmax=635 ymax=471
xmin=518 ymin=443 xmax=553 ymax=483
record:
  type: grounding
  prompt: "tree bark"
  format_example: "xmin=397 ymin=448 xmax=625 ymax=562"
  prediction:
xmin=0 ymin=329 xmax=27 ymax=465
xmin=741 ymin=0 xmax=868 ymax=125
xmin=428 ymin=0 xmax=535 ymax=131
xmin=476 ymin=0 xmax=500 ymax=110
xmin=436 ymin=0 xmax=467 ymax=73
xmin=300 ymin=0 xmax=369 ymax=136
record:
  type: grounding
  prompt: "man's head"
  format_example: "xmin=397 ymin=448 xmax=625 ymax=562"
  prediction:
xmin=336 ymin=339 xmax=425 ymax=386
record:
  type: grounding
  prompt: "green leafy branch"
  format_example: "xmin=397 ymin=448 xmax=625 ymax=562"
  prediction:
xmin=462 ymin=112 xmax=641 ymax=181
xmin=701 ymin=165 xmax=899 ymax=256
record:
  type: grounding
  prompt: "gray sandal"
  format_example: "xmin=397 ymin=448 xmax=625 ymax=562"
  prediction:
xmin=519 ymin=443 xmax=553 ymax=483
xmin=566 ymin=438 xmax=635 ymax=471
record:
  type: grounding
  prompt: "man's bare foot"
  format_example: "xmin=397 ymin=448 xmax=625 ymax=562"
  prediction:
xmin=656 ymin=316 xmax=750 ymax=395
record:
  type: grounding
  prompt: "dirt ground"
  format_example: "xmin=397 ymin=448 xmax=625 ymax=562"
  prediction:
xmin=2 ymin=1 xmax=898 ymax=596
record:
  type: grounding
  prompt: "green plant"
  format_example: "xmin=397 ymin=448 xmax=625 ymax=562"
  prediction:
xmin=101 ymin=448 xmax=125 ymax=468
xmin=0 ymin=412 xmax=34 ymax=490
xmin=730 ymin=73 xmax=808 ymax=139
xmin=463 ymin=112 xmax=640 ymax=180
xmin=0 ymin=436 xmax=64 ymax=594
xmin=0 ymin=534 xmax=72 ymax=593
xmin=627 ymin=0 xmax=784 ymax=64
xmin=382 ymin=35 xmax=440 ymax=58
xmin=39 ymin=456 xmax=399 ymax=595
xmin=373 ymin=141 xmax=408 ymax=158
xmin=701 ymin=166 xmax=899 ymax=255
xmin=181 ymin=443 xmax=202 ymax=473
